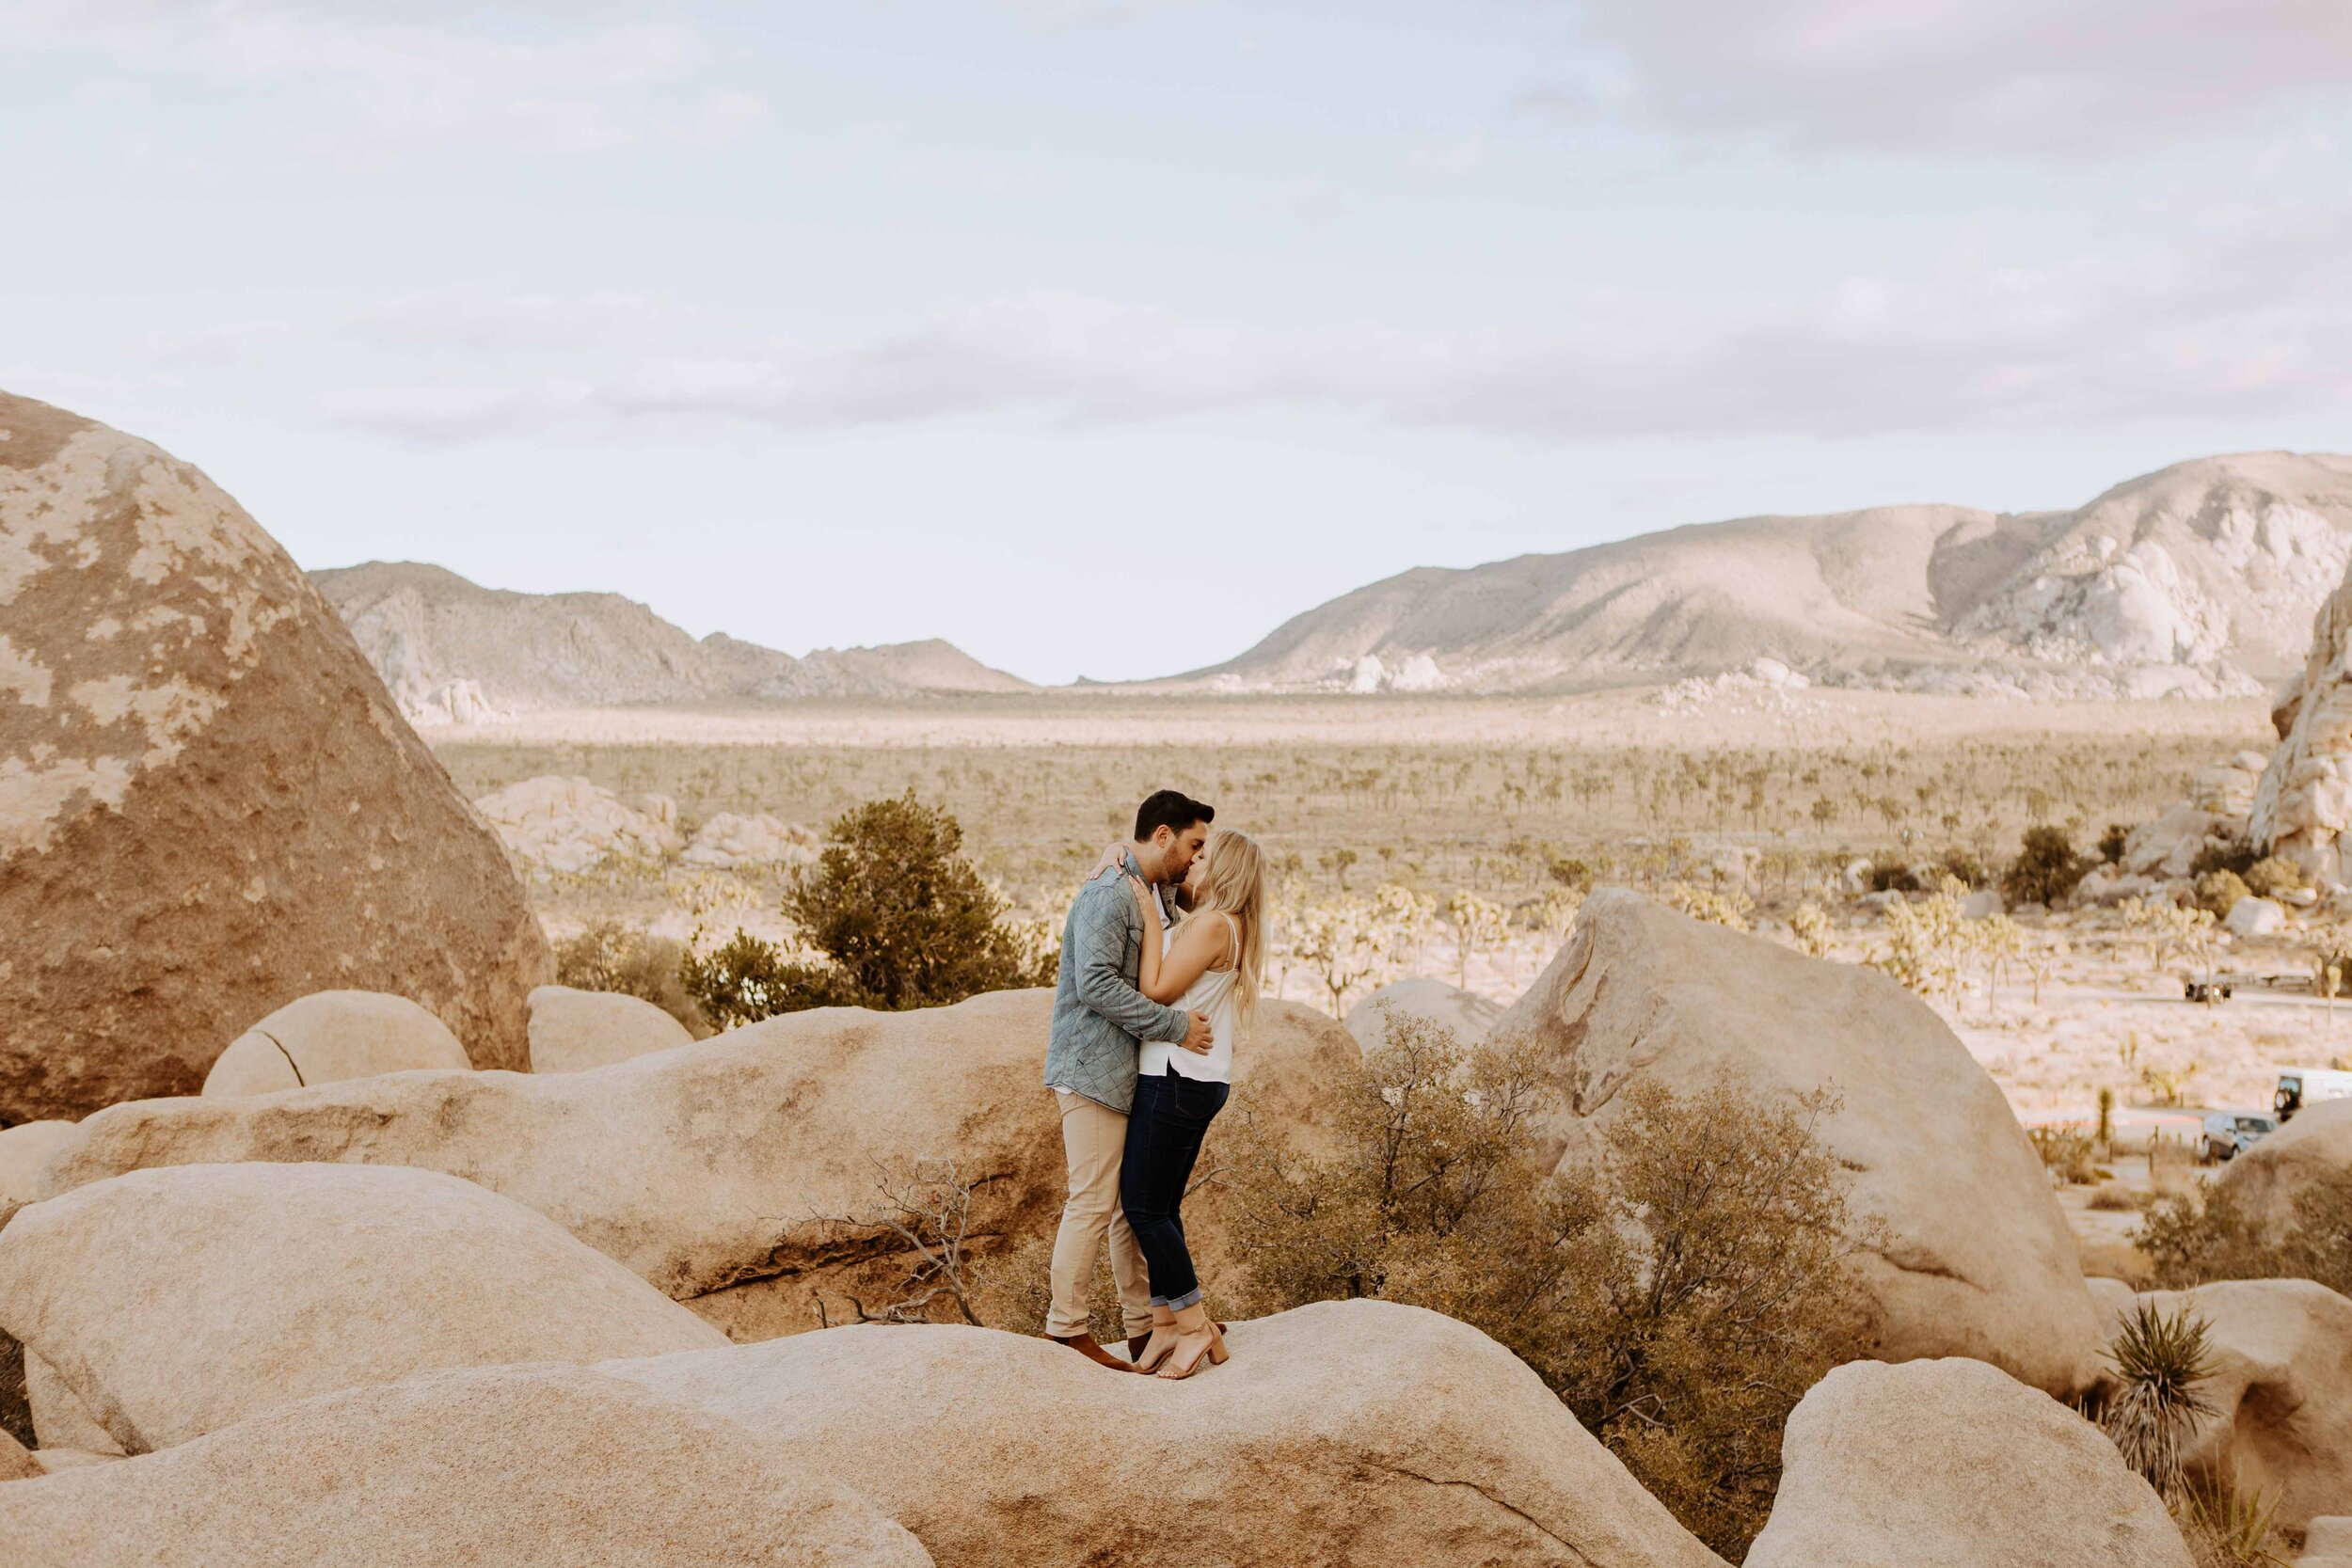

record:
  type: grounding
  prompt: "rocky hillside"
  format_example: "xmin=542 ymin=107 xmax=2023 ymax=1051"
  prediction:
xmin=1181 ymin=451 xmax=2352 ymax=698
xmin=311 ymin=562 xmax=1029 ymax=722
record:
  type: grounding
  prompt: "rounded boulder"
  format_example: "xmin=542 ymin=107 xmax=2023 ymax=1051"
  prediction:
xmin=0 ymin=1162 xmax=725 ymax=1452
xmin=0 ymin=1364 xmax=932 ymax=1567
xmin=200 ymin=991 xmax=470 ymax=1098
xmin=527 ymin=985 xmax=694 ymax=1074
xmin=1746 ymin=1357 xmax=2191 ymax=1568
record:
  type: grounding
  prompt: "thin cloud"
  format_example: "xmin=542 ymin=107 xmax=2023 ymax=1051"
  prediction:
xmin=1536 ymin=0 xmax=2352 ymax=155
xmin=317 ymin=213 xmax=2352 ymax=446
xmin=0 ymin=2 xmax=767 ymax=166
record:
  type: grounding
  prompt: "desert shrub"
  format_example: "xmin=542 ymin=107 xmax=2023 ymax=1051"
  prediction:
xmin=718 ymin=790 xmax=1057 ymax=1021
xmin=2002 ymin=825 xmax=2090 ymax=907
xmin=678 ymin=928 xmax=872 ymax=1028
xmin=2192 ymin=869 xmax=2252 ymax=919
xmin=1933 ymin=847 xmax=1990 ymax=889
xmin=1661 ymin=880 xmax=1753 ymax=930
xmin=2088 ymin=1182 xmax=2142 ymax=1212
xmin=2099 ymin=822 xmax=2133 ymax=864
xmin=2188 ymin=837 xmax=2259 ymax=880
xmin=2240 ymin=857 xmax=2308 ymax=899
xmin=1787 ymin=900 xmax=1833 ymax=958
xmin=1866 ymin=860 xmax=1920 ymax=894
xmin=2028 ymin=1126 xmax=2103 ymax=1186
xmin=553 ymin=920 xmax=707 ymax=1035
xmin=1223 ymin=1010 xmax=1865 ymax=1557
xmin=2136 ymin=1165 xmax=2352 ymax=1296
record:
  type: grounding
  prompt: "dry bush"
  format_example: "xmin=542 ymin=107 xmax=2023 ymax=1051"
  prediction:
xmin=2194 ymin=869 xmax=2253 ymax=919
xmin=2029 ymin=1127 xmax=2104 ymax=1186
xmin=552 ymin=920 xmax=708 ymax=1036
xmin=2136 ymin=1166 xmax=2352 ymax=1295
xmin=1220 ymin=1010 xmax=1866 ymax=1558
xmin=2088 ymin=1182 xmax=2142 ymax=1212
xmin=2240 ymin=857 xmax=2309 ymax=900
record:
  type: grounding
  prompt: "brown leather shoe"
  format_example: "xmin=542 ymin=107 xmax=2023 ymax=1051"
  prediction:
xmin=1128 ymin=1334 xmax=1152 ymax=1365
xmin=1049 ymin=1331 xmax=1136 ymax=1372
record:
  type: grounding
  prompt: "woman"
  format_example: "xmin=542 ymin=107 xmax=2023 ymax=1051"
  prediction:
xmin=1118 ymin=827 xmax=1266 ymax=1381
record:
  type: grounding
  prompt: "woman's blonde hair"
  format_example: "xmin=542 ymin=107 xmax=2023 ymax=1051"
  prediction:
xmin=1187 ymin=828 xmax=1267 ymax=1030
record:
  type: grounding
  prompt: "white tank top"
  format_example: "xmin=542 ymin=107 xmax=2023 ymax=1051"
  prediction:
xmin=1138 ymin=911 xmax=1242 ymax=1085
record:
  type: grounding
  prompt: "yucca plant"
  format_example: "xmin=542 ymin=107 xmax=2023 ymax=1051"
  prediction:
xmin=2102 ymin=1300 xmax=2217 ymax=1497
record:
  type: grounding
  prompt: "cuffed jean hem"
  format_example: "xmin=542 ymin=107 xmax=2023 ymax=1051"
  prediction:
xmin=1156 ymin=1287 xmax=1204 ymax=1310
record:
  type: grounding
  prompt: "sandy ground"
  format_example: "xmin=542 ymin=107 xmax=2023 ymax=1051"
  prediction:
xmin=424 ymin=688 xmax=2272 ymax=752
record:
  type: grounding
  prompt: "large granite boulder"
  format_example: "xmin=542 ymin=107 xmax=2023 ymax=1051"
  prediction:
xmin=33 ymin=991 xmax=1359 ymax=1337
xmin=0 ymin=1364 xmax=932 ymax=1567
xmin=527 ymin=984 xmax=693 ymax=1074
xmin=607 ymin=1299 xmax=1727 ymax=1568
xmin=1344 ymin=976 xmax=1502 ymax=1054
xmin=199 ymin=990 xmax=471 ymax=1097
xmin=2256 ymin=559 xmax=2352 ymax=885
xmin=2213 ymin=1097 xmax=2352 ymax=1243
xmin=2095 ymin=1280 xmax=2352 ymax=1533
xmin=1489 ymin=890 xmax=2103 ymax=1394
xmin=1747 ymin=1357 xmax=2191 ymax=1567
xmin=0 ymin=391 xmax=548 ymax=1123
xmin=0 ymin=1162 xmax=723 ymax=1452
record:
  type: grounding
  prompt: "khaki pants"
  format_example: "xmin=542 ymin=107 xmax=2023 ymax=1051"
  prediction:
xmin=1045 ymin=1088 xmax=1154 ymax=1340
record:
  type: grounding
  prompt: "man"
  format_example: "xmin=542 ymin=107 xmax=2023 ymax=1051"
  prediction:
xmin=1041 ymin=788 xmax=1216 ymax=1371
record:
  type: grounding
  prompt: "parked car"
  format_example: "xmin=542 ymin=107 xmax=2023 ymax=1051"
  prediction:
xmin=2185 ymin=977 xmax=2234 ymax=1004
xmin=2277 ymin=1069 xmax=2352 ymax=1120
xmin=2202 ymin=1111 xmax=2280 ymax=1162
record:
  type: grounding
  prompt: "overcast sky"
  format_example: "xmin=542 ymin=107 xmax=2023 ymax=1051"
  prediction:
xmin=8 ymin=2 xmax=2352 ymax=684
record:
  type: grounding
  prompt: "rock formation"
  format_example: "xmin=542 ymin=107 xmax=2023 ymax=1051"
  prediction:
xmin=0 ymin=1364 xmax=933 ymax=1567
xmin=1344 ymin=977 xmax=1502 ymax=1054
xmin=2255 ymin=557 xmax=2352 ymax=885
xmin=527 ymin=985 xmax=694 ymax=1073
xmin=199 ymin=990 xmax=472 ymax=1098
xmin=0 ymin=1162 xmax=724 ymax=1452
xmin=2093 ymin=1280 xmax=2352 ymax=1533
xmin=1488 ymin=890 xmax=2104 ymax=1394
xmin=681 ymin=812 xmax=819 ymax=870
xmin=605 ymin=1300 xmax=1728 ymax=1568
xmin=1746 ymin=1357 xmax=2191 ymax=1567
xmin=472 ymin=775 xmax=684 ymax=877
xmin=0 ymin=391 xmax=548 ymax=1122
xmin=32 ymin=991 xmax=1359 ymax=1337
xmin=2213 ymin=1098 xmax=2352 ymax=1244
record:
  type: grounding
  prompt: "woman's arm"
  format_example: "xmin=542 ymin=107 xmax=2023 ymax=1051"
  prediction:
xmin=1137 ymin=907 xmax=1230 ymax=1004
xmin=1131 ymin=878 xmax=1165 ymax=996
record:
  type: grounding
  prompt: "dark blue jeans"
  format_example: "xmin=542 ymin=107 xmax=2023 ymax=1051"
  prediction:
xmin=1120 ymin=1066 xmax=1229 ymax=1310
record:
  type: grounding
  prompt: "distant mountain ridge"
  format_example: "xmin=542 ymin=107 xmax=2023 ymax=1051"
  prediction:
xmin=311 ymin=562 xmax=1029 ymax=722
xmin=1179 ymin=451 xmax=2352 ymax=699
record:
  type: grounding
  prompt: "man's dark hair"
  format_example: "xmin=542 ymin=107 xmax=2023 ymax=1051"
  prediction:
xmin=1134 ymin=789 xmax=1214 ymax=842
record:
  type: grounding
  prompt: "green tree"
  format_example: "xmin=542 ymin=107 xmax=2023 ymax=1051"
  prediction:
xmin=2002 ymin=824 xmax=2089 ymax=907
xmin=683 ymin=791 xmax=1055 ymax=1025
xmin=787 ymin=790 xmax=1056 ymax=1009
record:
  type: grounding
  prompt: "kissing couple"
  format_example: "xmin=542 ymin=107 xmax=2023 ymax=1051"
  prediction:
xmin=1039 ymin=789 xmax=1269 ymax=1380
